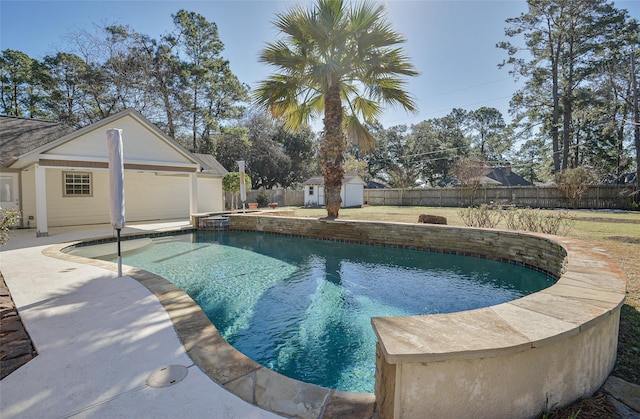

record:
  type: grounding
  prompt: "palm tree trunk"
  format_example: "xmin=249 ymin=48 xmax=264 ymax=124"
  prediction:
xmin=320 ymin=80 xmax=345 ymax=219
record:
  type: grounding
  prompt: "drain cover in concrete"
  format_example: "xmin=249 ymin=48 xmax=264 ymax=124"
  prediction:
xmin=147 ymin=365 xmax=188 ymax=388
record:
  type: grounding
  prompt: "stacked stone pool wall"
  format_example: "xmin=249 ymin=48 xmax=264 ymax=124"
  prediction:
xmin=227 ymin=215 xmax=567 ymax=279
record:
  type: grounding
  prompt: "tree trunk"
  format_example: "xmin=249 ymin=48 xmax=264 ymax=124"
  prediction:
xmin=574 ymin=128 xmax=580 ymax=169
xmin=562 ymin=96 xmax=572 ymax=170
xmin=320 ymin=80 xmax=345 ymax=219
xmin=562 ymin=35 xmax=575 ymax=171
xmin=632 ymin=50 xmax=639 ymax=202
xmin=551 ymin=37 xmax=561 ymax=173
xmin=192 ymin=83 xmax=198 ymax=152
xmin=161 ymin=86 xmax=175 ymax=139
xmin=617 ymin=123 xmax=625 ymax=183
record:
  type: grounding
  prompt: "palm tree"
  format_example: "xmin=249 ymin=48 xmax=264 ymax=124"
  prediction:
xmin=254 ymin=0 xmax=417 ymax=218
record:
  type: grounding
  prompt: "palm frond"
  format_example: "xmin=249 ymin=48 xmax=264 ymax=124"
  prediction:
xmin=344 ymin=114 xmax=376 ymax=153
xmin=367 ymin=81 xmax=417 ymax=113
xmin=259 ymin=40 xmax=309 ymax=73
xmin=256 ymin=0 xmax=417 ymax=139
xmin=352 ymin=95 xmax=383 ymax=121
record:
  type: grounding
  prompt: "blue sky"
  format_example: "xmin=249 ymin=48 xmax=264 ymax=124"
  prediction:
xmin=1 ymin=0 xmax=639 ymax=128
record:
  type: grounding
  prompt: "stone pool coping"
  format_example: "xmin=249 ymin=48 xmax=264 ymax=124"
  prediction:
xmin=371 ymin=235 xmax=627 ymax=364
xmin=43 ymin=218 xmax=627 ymax=419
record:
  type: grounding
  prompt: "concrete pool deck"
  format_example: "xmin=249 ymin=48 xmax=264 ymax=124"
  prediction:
xmin=0 ymin=221 xmax=283 ymax=419
xmin=1 ymin=220 xmax=638 ymax=418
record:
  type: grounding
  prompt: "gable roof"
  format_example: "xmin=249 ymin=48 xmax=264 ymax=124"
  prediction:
xmin=0 ymin=115 xmax=74 ymax=167
xmin=1 ymin=109 xmax=225 ymax=175
xmin=366 ymin=179 xmax=389 ymax=189
xmin=485 ymin=166 xmax=532 ymax=186
xmin=477 ymin=175 xmax=503 ymax=185
xmin=193 ymin=153 xmax=228 ymax=176
xmin=302 ymin=175 xmax=366 ymax=186
xmin=436 ymin=177 xmax=461 ymax=187
xmin=437 ymin=166 xmax=532 ymax=187
xmin=302 ymin=176 xmax=324 ymax=185
xmin=11 ymin=109 xmax=198 ymax=168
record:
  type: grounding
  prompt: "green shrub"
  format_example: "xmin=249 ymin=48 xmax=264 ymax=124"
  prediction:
xmin=256 ymin=190 xmax=270 ymax=208
xmin=1 ymin=208 xmax=21 ymax=244
xmin=222 ymin=172 xmax=251 ymax=209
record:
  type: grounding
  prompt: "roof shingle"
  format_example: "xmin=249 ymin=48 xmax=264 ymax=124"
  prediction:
xmin=0 ymin=115 xmax=74 ymax=167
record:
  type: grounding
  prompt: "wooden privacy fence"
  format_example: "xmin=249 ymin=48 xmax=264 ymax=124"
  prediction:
xmin=225 ymin=185 xmax=636 ymax=210
xmin=224 ymin=189 xmax=304 ymax=209
xmin=364 ymin=185 xmax=637 ymax=210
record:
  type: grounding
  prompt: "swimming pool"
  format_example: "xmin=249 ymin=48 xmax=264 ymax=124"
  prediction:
xmin=68 ymin=230 xmax=554 ymax=393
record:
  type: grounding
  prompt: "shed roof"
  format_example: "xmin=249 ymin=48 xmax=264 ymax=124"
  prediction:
xmin=302 ymin=175 xmax=365 ymax=185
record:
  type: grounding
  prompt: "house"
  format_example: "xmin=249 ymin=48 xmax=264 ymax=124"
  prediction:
xmin=302 ymin=175 xmax=366 ymax=207
xmin=482 ymin=165 xmax=532 ymax=186
xmin=365 ymin=179 xmax=389 ymax=189
xmin=0 ymin=109 xmax=227 ymax=236
xmin=603 ymin=172 xmax=637 ymax=185
xmin=434 ymin=165 xmax=531 ymax=188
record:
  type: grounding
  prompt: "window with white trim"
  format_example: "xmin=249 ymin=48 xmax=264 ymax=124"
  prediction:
xmin=63 ymin=172 xmax=92 ymax=197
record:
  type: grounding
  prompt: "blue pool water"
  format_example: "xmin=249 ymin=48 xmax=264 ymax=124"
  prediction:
xmin=69 ymin=231 xmax=555 ymax=393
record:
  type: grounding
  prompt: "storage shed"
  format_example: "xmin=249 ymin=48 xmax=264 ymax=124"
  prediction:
xmin=302 ymin=175 xmax=365 ymax=208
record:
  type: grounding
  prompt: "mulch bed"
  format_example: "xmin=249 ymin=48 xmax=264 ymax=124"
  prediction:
xmin=606 ymin=236 xmax=640 ymax=244
xmin=545 ymin=391 xmax=618 ymax=418
xmin=576 ymin=217 xmax=640 ymax=224
xmin=0 ymin=272 xmax=37 ymax=380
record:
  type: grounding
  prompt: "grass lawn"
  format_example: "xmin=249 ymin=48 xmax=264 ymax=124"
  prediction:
xmin=286 ymin=205 xmax=640 ymax=386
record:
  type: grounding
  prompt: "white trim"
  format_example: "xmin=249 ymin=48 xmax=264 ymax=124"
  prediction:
xmin=35 ymin=165 xmax=48 ymax=236
xmin=189 ymin=173 xmax=198 ymax=217
xmin=40 ymin=155 xmax=107 ymax=164
xmin=33 ymin=165 xmax=200 ymax=175
xmin=38 ymin=154 xmax=200 ymax=170
xmin=62 ymin=171 xmax=93 ymax=197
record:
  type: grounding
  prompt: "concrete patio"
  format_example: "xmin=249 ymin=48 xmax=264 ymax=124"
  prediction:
xmin=0 ymin=221 xmax=282 ymax=419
